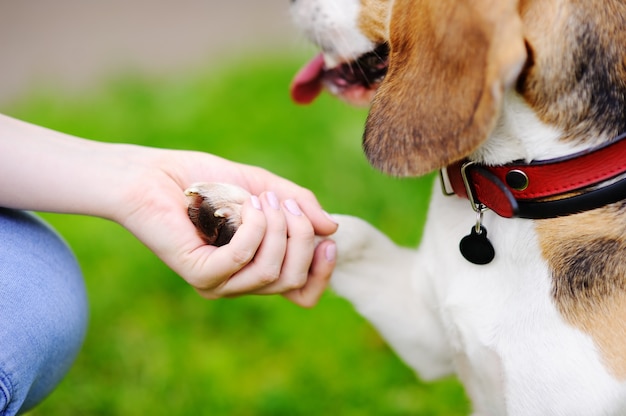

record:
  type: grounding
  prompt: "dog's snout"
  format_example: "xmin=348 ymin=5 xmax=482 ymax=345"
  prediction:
xmin=290 ymin=0 xmax=378 ymax=61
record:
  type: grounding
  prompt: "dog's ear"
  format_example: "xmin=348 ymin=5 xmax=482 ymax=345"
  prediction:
xmin=363 ymin=0 xmax=527 ymax=176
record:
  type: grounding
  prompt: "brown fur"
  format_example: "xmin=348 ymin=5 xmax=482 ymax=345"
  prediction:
xmin=362 ymin=0 xmax=525 ymax=176
xmin=536 ymin=204 xmax=626 ymax=378
xmin=517 ymin=0 xmax=626 ymax=143
xmin=518 ymin=0 xmax=626 ymax=377
xmin=358 ymin=0 xmax=390 ymax=45
xmin=358 ymin=0 xmax=626 ymax=378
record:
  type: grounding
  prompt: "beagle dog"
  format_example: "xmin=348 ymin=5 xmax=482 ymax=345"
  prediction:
xmin=188 ymin=0 xmax=626 ymax=414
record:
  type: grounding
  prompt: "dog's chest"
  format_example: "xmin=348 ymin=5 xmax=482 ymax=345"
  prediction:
xmin=420 ymin=189 xmax=626 ymax=413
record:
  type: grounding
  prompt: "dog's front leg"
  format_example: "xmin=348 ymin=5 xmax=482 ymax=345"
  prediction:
xmin=330 ymin=215 xmax=455 ymax=380
xmin=184 ymin=184 xmax=454 ymax=379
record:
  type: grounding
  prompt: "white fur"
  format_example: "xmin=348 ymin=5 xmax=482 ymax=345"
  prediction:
xmin=290 ymin=0 xmax=376 ymax=67
xmin=331 ymin=154 xmax=626 ymax=415
xmin=331 ymin=186 xmax=626 ymax=415
xmin=472 ymin=91 xmax=590 ymax=165
xmin=291 ymin=0 xmax=626 ymax=414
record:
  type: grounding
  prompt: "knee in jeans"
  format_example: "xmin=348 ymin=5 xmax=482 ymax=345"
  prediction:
xmin=0 ymin=210 xmax=88 ymax=415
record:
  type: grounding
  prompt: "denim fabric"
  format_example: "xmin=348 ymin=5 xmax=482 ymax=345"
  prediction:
xmin=0 ymin=209 xmax=88 ymax=415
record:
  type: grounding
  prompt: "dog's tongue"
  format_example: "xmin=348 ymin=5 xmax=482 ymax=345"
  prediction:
xmin=290 ymin=53 xmax=325 ymax=105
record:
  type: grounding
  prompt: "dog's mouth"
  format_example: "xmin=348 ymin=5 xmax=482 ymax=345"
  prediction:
xmin=290 ymin=43 xmax=389 ymax=106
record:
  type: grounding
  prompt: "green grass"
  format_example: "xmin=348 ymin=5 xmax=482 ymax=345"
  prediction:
xmin=6 ymin=54 xmax=469 ymax=415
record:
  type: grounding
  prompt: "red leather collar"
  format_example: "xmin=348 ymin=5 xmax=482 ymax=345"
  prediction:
xmin=442 ymin=133 xmax=626 ymax=219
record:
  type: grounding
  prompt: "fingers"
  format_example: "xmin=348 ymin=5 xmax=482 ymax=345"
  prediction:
xmin=283 ymin=239 xmax=336 ymax=308
xmin=252 ymin=197 xmax=316 ymax=295
xmin=244 ymin=169 xmax=338 ymax=237
xmin=191 ymin=192 xmax=336 ymax=304
xmin=189 ymin=196 xmax=266 ymax=295
xmin=279 ymin=186 xmax=339 ymax=237
xmin=210 ymin=191 xmax=290 ymax=295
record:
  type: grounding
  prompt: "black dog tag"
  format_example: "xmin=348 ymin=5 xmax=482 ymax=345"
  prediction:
xmin=459 ymin=225 xmax=495 ymax=265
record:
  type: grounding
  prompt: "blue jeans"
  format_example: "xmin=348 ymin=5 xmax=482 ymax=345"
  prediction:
xmin=0 ymin=209 xmax=88 ymax=415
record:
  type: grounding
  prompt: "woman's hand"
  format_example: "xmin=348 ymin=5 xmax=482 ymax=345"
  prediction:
xmin=0 ymin=114 xmax=338 ymax=307
xmin=115 ymin=147 xmax=339 ymax=307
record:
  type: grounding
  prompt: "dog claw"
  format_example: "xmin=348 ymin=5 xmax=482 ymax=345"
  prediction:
xmin=214 ymin=207 xmax=231 ymax=218
xmin=184 ymin=182 xmax=249 ymax=246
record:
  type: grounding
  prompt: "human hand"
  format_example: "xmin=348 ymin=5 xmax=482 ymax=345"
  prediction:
xmin=0 ymin=115 xmax=337 ymax=306
xmin=114 ymin=146 xmax=338 ymax=307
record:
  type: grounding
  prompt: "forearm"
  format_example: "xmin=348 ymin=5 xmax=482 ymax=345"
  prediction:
xmin=0 ymin=113 xmax=140 ymax=220
xmin=0 ymin=114 xmax=337 ymax=305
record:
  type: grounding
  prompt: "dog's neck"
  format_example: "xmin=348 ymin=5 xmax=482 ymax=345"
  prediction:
xmin=470 ymin=91 xmax=592 ymax=166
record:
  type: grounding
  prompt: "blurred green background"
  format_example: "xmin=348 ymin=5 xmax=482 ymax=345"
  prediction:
xmin=4 ymin=55 xmax=469 ymax=415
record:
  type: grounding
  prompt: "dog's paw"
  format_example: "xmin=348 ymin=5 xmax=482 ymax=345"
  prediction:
xmin=184 ymin=182 xmax=251 ymax=246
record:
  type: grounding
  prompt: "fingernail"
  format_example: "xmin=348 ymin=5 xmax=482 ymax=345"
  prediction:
xmin=251 ymin=195 xmax=262 ymax=210
xmin=284 ymin=199 xmax=303 ymax=216
xmin=325 ymin=242 xmax=337 ymax=262
xmin=323 ymin=210 xmax=339 ymax=224
xmin=267 ymin=191 xmax=280 ymax=210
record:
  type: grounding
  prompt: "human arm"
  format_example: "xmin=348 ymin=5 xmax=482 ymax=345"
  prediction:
xmin=0 ymin=113 xmax=338 ymax=306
